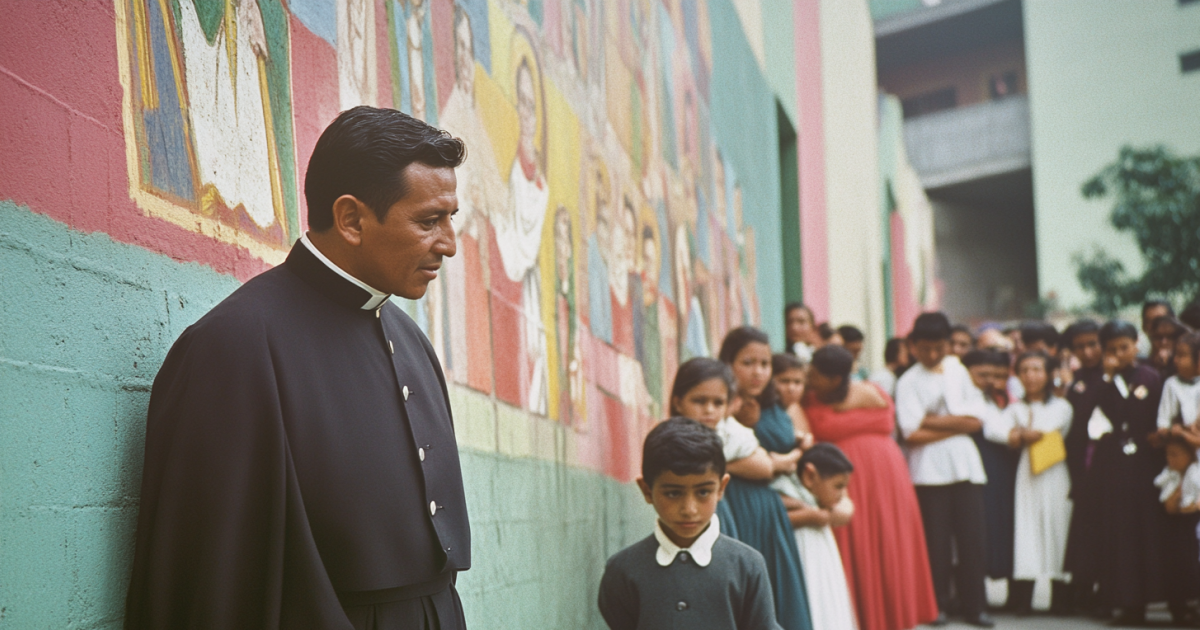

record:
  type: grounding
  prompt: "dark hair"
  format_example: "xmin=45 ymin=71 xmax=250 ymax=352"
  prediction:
xmin=799 ymin=443 xmax=854 ymax=477
xmin=305 ymin=106 xmax=467 ymax=231
xmin=909 ymin=312 xmax=952 ymax=342
xmin=811 ymin=345 xmax=854 ymax=403
xmin=772 ymin=352 xmax=806 ymax=376
xmin=1019 ymin=321 xmax=1059 ymax=348
xmin=719 ymin=326 xmax=779 ymax=408
xmin=962 ymin=349 xmax=1008 ymax=368
xmin=642 ymin=417 xmax=727 ymax=486
xmin=785 ymin=302 xmax=814 ymax=322
xmin=817 ymin=322 xmax=837 ymax=341
xmin=837 ymin=325 xmax=864 ymax=343
xmin=1150 ymin=315 xmax=1188 ymax=339
xmin=1180 ymin=301 xmax=1200 ymax=330
xmin=1099 ymin=320 xmax=1139 ymax=347
xmin=1061 ymin=319 xmax=1100 ymax=349
xmin=1143 ymin=300 xmax=1175 ymax=321
xmin=669 ymin=358 xmax=736 ymax=416
xmin=950 ymin=324 xmax=974 ymax=341
xmin=1177 ymin=331 xmax=1200 ymax=366
xmin=884 ymin=337 xmax=905 ymax=364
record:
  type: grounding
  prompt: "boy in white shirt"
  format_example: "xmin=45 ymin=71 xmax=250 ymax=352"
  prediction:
xmin=894 ymin=312 xmax=993 ymax=628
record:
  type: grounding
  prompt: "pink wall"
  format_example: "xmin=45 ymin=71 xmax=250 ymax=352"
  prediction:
xmin=793 ymin=0 xmax=830 ymax=320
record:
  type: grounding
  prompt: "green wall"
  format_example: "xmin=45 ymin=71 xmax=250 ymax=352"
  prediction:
xmin=0 ymin=202 xmax=652 ymax=629
xmin=709 ymin=0 xmax=786 ymax=343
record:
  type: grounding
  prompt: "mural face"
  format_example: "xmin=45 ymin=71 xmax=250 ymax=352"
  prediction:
xmin=116 ymin=0 xmax=762 ymax=481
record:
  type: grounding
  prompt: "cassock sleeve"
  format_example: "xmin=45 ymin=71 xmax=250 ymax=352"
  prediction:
xmin=124 ymin=317 xmax=351 ymax=630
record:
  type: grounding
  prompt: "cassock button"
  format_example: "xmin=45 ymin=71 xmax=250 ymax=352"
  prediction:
xmin=676 ymin=601 xmax=688 ymax=611
xmin=418 ymin=447 xmax=425 ymax=462
xmin=403 ymin=386 xmax=410 ymax=401
xmin=389 ymin=340 xmax=395 ymax=354
xmin=376 ymin=308 xmax=381 ymax=319
xmin=429 ymin=501 xmax=438 ymax=516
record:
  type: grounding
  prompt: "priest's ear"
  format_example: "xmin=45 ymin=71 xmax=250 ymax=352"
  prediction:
xmin=329 ymin=194 xmax=373 ymax=246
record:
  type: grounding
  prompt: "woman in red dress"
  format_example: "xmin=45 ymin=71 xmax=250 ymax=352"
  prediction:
xmin=803 ymin=345 xmax=939 ymax=630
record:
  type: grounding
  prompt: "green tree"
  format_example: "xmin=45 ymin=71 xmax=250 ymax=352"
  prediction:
xmin=1075 ymin=145 xmax=1200 ymax=315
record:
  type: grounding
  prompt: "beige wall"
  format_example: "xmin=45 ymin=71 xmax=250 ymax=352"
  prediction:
xmin=820 ymin=0 xmax=886 ymax=367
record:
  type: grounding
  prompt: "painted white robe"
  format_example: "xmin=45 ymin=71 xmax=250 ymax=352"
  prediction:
xmin=985 ymin=397 xmax=1074 ymax=580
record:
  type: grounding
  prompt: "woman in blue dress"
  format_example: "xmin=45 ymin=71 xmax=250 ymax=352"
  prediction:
xmin=719 ymin=326 xmax=814 ymax=630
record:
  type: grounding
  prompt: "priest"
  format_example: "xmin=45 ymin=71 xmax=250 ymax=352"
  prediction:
xmin=124 ymin=107 xmax=471 ymax=629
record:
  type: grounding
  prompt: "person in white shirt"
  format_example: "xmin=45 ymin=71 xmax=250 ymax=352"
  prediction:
xmin=1157 ymin=332 xmax=1200 ymax=432
xmin=983 ymin=352 xmax=1074 ymax=615
xmin=894 ymin=312 xmax=993 ymax=628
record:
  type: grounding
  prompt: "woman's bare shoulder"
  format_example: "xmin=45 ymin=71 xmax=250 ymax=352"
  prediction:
xmin=837 ymin=381 xmax=889 ymax=411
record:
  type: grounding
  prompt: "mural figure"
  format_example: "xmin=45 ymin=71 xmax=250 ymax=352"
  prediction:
xmin=121 ymin=0 xmax=296 ymax=255
xmin=553 ymin=205 xmax=585 ymax=424
xmin=586 ymin=154 xmax=614 ymax=344
xmin=338 ymin=0 xmax=377 ymax=109
xmin=492 ymin=29 xmax=550 ymax=414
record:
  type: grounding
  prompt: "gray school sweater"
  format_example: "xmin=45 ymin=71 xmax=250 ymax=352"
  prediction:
xmin=597 ymin=533 xmax=782 ymax=630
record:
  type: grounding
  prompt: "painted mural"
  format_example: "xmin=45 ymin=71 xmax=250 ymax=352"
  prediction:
xmin=116 ymin=0 xmax=763 ymax=480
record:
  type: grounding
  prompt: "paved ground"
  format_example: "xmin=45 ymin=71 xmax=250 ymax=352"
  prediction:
xmin=939 ymin=609 xmax=1178 ymax=629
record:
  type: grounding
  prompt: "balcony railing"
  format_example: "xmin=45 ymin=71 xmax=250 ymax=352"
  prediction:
xmin=903 ymin=94 xmax=1030 ymax=189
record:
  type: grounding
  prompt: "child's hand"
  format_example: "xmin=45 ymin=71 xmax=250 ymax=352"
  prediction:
xmin=1148 ymin=429 xmax=1169 ymax=448
xmin=1182 ymin=502 xmax=1200 ymax=514
xmin=734 ymin=395 xmax=761 ymax=428
xmin=1103 ymin=353 xmax=1120 ymax=377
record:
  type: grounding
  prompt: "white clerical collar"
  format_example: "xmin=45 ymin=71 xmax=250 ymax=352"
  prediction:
xmin=653 ymin=515 xmax=720 ymax=567
xmin=299 ymin=233 xmax=391 ymax=310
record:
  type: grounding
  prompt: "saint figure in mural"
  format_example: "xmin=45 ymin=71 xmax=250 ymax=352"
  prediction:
xmin=586 ymin=156 xmax=614 ymax=344
xmin=338 ymin=0 xmax=377 ymax=109
xmin=439 ymin=2 xmax=503 ymax=393
xmin=553 ymin=205 xmax=585 ymax=425
xmin=493 ymin=35 xmax=550 ymax=414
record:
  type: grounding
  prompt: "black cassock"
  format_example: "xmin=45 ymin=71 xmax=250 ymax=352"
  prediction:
xmin=1063 ymin=365 xmax=1104 ymax=586
xmin=124 ymin=242 xmax=470 ymax=629
xmin=1092 ymin=364 xmax=1165 ymax=610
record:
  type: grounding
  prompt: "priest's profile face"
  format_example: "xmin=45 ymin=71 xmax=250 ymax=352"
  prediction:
xmin=302 ymin=106 xmax=468 ymax=300
xmin=349 ymin=162 xmax=459 ymax=299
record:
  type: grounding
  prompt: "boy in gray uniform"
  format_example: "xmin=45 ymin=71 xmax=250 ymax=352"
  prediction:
xmin=598 ymin=418 xmax=782 ymax=630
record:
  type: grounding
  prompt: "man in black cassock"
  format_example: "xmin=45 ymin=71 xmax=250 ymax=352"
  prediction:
xmin=124 ymin=107 xmax=471 ymax=629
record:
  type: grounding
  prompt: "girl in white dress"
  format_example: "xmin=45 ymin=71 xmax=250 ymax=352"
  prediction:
xmin=984 ymin=351 xmax=1074 ymax=614
xmin=779 ymin=443 xmax=859 ymax=630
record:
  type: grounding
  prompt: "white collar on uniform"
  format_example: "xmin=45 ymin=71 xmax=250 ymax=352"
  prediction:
xmin=300 ymin=233 xmax=391 ymax=310
xmin=654 ymin=515 xmax=721 ymax=567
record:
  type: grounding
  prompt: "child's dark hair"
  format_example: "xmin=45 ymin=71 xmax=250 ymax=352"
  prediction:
xmin=1143 ymin=299 xmax=1175 ymax=321
xmin=951 ymin=324 xmax=974 ymax=342
xmin=837 ymin=325 xmax=865 ymax=344
xmin=642 ymin=417 xmax=727 ymax=486
xmin=1020 ymin=321 xmax=1059 ymax=349
xmin=772 ymin=352 xmax=806 ymax=377
xmin=1178 ymin=331 xmax=1200 ymax=365
xmin=1015 ymin=351 xmax=1058 ymax=398
xmin=1099 ymin=320 xmax=1139 ymax=346
xmin=962 ymin=349 xmax=1009 ymax=368
xmin=1180 ymin=301 xmax=1200 ymax=330
xmin=811 ymin=345 xmax=855 ymax=403
xmin=909 ymin=312 xmax=952 ymax=342
xmin=800 ymin=443 xmax=854 ymax=477
xmin=817 ymin=322 xmax=837 ymax=341
xmin=719 ymin=326 xmax=779 ymax=408
xmin=884 ymin=337 xmax=905 ymax=364
xmin=1150 ymin=315 xmax=1189 ymax=340
xmin=669 ymin=358 xmax=736 ymax=416
xmin=1061 ymin=319 xmax=1100 ymax=348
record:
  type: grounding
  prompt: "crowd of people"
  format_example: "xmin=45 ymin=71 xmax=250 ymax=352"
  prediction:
xmin=601 ymin=299 xmax=1200 ymax=630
